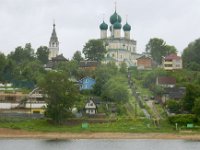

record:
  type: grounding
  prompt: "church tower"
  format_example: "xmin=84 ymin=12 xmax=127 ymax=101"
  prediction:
xmin=48 ymin=23 xmax=59 ymax=60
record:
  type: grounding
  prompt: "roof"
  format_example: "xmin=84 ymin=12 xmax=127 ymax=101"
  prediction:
xmin=164 ymin=87 xmax=186 ymax=99
xmin=52 ymin=54 xmax=68 ymax=61
xmin=137 ymin=55 xmax=152 ymax=60
xmin=45 ymin=61 xmax=54 ymax=68
xmin=79 ymin=61 xmax=98 ymax=67
xmin=79 ymin=77 xmax=96 ymax=82
xmin=164 ymin=53 xmax=181 ymax=61
xmin=157 ymin=76 xmax=176 ymax=85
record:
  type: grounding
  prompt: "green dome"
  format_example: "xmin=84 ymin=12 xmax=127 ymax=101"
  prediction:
xmin=123 ymin=22 xmax=131 ymax=31
xmin=99 ymin=21 xmax=108 ymax=30
xmin=113 ymin=21 xmax=122 ymax=29
xmin=110 ymin=11 xmax=122 ymax=24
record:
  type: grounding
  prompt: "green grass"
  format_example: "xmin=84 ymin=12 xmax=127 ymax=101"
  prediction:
xmin=0 ymin=117 xmax=181 ymax=133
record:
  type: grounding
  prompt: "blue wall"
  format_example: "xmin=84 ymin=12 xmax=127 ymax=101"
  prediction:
xmin=79 ymin=77 xmax=96 ymax=90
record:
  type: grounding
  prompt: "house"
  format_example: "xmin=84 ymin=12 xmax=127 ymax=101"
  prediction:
xmin=79 ymin=77 xmax=96 ymax=90
xmin=161 ymin=87 xmax=186 ymax=103
xmin=136 ymin=55 xmax=153 ymax=70
xmin=85 ymin=99 xmax=97 ymax=115
xmin=44 ymin=54 xmax=68 ymax=70
xmin=163 ymin=53 xmax=182 ymax=70
xmin=28 ymin=88 xmax=45 ymax=102
xmin=156 ymin=76 xmax=176 ymax=88
xmin=79 ymin=61 xmax=98 ymax=71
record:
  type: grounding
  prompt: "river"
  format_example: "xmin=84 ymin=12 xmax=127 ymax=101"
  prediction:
xmin=0 ymin=139 xmax=200 ymax=150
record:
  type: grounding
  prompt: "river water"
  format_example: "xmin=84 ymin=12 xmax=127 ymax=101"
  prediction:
xmin=1 ymin=139 xmax=200 ymax=150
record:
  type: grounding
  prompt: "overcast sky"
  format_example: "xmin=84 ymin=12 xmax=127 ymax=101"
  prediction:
xmin=0 ymin=0 xmax=200 ymax=59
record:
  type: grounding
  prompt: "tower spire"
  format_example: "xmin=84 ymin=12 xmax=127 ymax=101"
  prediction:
xmin=114 ymin=1 xmax=117 ymax=12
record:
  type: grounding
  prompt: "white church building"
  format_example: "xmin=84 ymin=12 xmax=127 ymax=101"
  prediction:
xmin=99 ymin=8 xmax=141 ymax=67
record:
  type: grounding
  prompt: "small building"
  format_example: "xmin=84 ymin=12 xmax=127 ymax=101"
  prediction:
xmin=161 ymin=87 xmax=186 ymax=103
xmin=85 ymin=99 xmax=97 ymax=115
xmin=163 ymin=53 xmax=182 ymax=70
xmin=44 ymin=54 xmax=68 ymax=70
xmin=79 ymin=77 xmax=96 ymax=91
xmin=136 ymin=55 xmax=153 ymax=70
xmin=156 ymin=76 xmax=176 ymax=88
xmin=79 ymin=61 xmax=98 ymax=71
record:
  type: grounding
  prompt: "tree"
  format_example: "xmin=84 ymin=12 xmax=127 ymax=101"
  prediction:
xmin=119 ymin=62 xmax=127 ymax=74
xmin=0 ymin=53 xmax=6 ymax=81
xmin=93 ymin=63 xmax=118 ymax=95
xmin=192 ymin=97 xmax=200 ymax=116
xmin=36 ymin=46 xmax=49 ymax=64
xmin=166 ymin=100 xmax=181 ymax=113
xmin=8 ymin=43 xmax=35 ymax=64
xmin=101 ymin=76 xmax=129 ymax=102
xmin=182 ymin=38 xmax=200 ymax=71
xmin=82 ymin=39 xmax=106 ymax=62
xmin=72 ymin=51 xmax=83 ymax=63
xmin=146 ymin=38 xmax=177 ymax=65
xmin=182 ymin=84 xmax=200 ymax=113
xmin=39 ymin=71 xmax=79 ymax=124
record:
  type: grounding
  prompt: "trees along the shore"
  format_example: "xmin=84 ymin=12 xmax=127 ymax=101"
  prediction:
xmin=182 ymin=38 xmax=200 ymax=71
xmin=82 ymin=39 xmax=106 ymax=62
xmin=36 ymin=46 xmax=49 ymax=64
xmin=39 ymin=71 xmax=79 ymax=125
xmin=145 ymin=38 xmax=177 ymax=65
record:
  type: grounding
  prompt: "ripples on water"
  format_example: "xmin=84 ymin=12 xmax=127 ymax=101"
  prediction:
xmin=0 ymin=139 xmax=200 ymax=150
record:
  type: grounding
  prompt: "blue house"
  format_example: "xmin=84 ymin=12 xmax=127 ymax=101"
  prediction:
xmin=79 ymin=77 xmax=96 ymax=91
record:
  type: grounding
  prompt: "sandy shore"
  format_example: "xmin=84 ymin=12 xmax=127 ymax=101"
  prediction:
xmin=0 ymin=128 xmax=200 ymax=140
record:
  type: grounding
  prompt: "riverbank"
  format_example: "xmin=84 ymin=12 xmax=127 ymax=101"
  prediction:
xmin=0 ymin=128 xmax=200 ymax=140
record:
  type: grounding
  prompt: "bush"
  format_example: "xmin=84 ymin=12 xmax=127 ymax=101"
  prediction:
xmin=168 ymin=114 xmax=198 ymax=125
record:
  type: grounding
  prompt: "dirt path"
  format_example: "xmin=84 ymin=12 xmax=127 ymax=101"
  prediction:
xmin=0 ymin=128 xmax=200 ymax=140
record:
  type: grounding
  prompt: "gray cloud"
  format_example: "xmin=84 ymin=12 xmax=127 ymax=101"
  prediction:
xmin=0 ymin=0 xmax=200 ymax=58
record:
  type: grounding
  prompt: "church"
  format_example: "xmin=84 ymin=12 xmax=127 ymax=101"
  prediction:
xmin=99 ymin=8 xmax=141 ymax=67
xmin=44 ymin=23 xmax=68 ymax=70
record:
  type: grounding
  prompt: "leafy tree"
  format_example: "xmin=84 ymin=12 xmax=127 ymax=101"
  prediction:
xmin=0 ymin=53 xmax=6 ymax=81
xmin=36 ymin=46 xmax=49 ymax=64
xmin=182 ymin=38 xmax=200 ymax=71
xmin=146 ymin=38 xmax=177 ymax=64
xmin=39 ymin=71 xmax=79 ymax=124
xmin=182 ymin=84 xmax=200 ymax=113
xmin=166 ymin=100 xmax=181 ymax=113
xmin=8 ymin=43 xmax=35 ymax=64
xmin=119 ymin=62 xmax=127 ymax=74
xmin=83 ymin=39 xmax=106 ymax=62
xmin=93 ymin=63 xmax=118 ymax=95
xmin=192 ymin=97 xmax=200 ymax=116
xmin=72 ymin=51 xmax=83 ymax=63
xmin=101 ymin=76 xmax=129 ymax=102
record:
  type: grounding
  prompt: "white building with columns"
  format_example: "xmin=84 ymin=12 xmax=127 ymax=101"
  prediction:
xmin=100 ymin=9 xmax=140 ymax=67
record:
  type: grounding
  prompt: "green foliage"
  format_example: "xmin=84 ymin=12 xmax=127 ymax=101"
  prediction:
xmin=101 ymin=76 xmax=129 ymax=102
xmin=83 ymin=39 xmax=106 ymax=62
xmin=182 ymin=38 xmax=200 ymax=71
xmin=72 ymin=51 xmax=83 ymax=63
xmin=169 ymin=114 xmax=197 ymax=125
xmin=119 ymin=62 xmax=127 ymax=74
xmin=93 ymin=63 xmax=118 ymax=95
xmin=39 ymin=71 xmax=79 ymax=124
xmin=182 ymin=84 xmax=200 ymax=113
xmin=0 ymin=53 xmax=6 ymax=81
xmin=8 ymin=43 xmax=35 ymax=64
xmin=146 ymin=38 xmax=177 ymax=64
xmin=192 ymin=97 xmax=200 ymax=117
xmin=166 ymin=100 xmax=181 ymax=113
xmin=36 ymin=46 xmax=49 ymax=64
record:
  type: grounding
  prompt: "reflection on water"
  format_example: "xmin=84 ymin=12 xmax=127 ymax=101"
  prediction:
xmin=0 ymin=139 xmax=200 ymax=150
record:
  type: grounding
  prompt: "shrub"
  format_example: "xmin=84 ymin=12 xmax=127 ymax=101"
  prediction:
xmin=168 ymin=114 xmax=198 ymax=125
